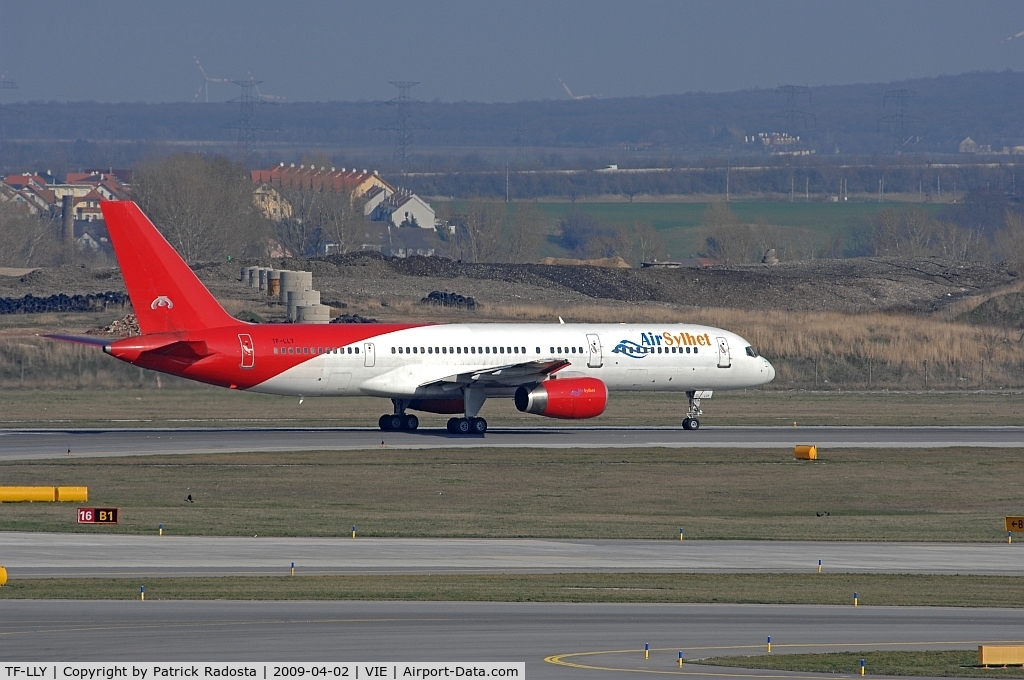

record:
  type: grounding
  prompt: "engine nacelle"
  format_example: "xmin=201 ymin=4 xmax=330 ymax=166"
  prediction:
xmin=514 ymin=377 xmax=608 ymax=419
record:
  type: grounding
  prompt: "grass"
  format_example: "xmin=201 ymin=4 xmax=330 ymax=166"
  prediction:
xmin=1 ymin=447 xmax=1022 ymax=540
xmin=0 ymin=387 xmax=1021 ymax=429
xmin=3 ymin=574 xmax=1024 ymax=606
xmin=697 ymin=650 xmax=1024 ymax=678
xmin=530 ymin=200 xmax=947 ymax=258
xmin=5 ymin=300 xmax=1024 ymax=391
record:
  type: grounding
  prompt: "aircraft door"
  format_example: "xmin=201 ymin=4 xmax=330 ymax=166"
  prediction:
xmin=586 ymin=333 xmax=603 ymax=368
xmin=716 ymin=336 xmax=731 ymax=368
xmin=238 ymin=333 xmax=255 ymax=369
xmin=363 ymin=342 xmax=375 ymax=367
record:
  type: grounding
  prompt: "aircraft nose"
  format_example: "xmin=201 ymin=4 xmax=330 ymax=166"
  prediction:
xmin=765 ymin=359 xmax=776 ymax=383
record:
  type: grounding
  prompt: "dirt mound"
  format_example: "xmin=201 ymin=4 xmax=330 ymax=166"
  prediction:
xmin=2 ymin=252 xmax=1018 ymax=318
xmin=537 ymin=256 xmax=631 ymax=268
xmin=958 ymin=292 xmax=1024 ymax=329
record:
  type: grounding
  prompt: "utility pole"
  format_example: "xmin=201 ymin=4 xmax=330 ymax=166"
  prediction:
xmin=805 ymin=177 xmax=809 ymax=201
xmin=726 ymin=166 xmax=730 ymax=202
xmin=387 ymin=81 xmax=419 ymax=172
xmin=230 ymin=77 xmax=262 ymax=154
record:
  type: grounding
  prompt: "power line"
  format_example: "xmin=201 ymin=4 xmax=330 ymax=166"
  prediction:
xmin=386 ymin=81 xmax=419 ymax=171
xmin=230 ymin=77 xmax=262 ymax=153
xmin=771 ymin=85 xmax=815 ymax=131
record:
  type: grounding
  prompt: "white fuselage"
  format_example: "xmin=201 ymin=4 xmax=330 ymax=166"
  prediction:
xmin=253 ymin=323 xmax=775 ymax=399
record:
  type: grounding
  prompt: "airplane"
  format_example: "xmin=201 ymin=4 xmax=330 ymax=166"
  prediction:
xmin=48 ymin=201 xmax=775 ymax=434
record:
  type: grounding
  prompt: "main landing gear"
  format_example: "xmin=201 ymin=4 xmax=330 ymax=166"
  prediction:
xmin=682 ymin=390 xmax=703 ymax=430
xmin=446 ymin=417 xmax=487 ymax=435
xmin=379 ymin=399 xmax=419 ymax=431
xmin=379 ymin=413 xmax=418 ymax=431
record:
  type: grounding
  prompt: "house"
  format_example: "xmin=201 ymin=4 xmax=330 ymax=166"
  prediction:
xmin=370 ymin=189 xmax=436 ymax=229
xmin=250 ymin=164 xmax=395 ymax=221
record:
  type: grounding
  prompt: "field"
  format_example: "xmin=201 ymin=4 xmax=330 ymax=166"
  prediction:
xmin=698 ymin=651 xmax=1024 ymax=678
xmin=0 ymin=387 xmax=1022 ymax=429
xmin=526 ymin=200 xmax=947 ymax=258
xmin=1 ymin=446 xmax=1021 ymax=540
xmin=3 ymin=574 xmax=1024 ymax=607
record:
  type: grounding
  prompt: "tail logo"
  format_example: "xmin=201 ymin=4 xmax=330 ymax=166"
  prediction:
xmin=150 ymin=296 xmax=174 ymax=310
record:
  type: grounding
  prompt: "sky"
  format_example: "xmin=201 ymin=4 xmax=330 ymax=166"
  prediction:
xmin=2 ymin=0 xmax=1024 ymax=104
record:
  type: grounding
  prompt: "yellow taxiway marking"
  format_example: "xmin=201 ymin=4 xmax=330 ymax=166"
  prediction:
xmin=546 ymin=640 xmax=1024 ymax=676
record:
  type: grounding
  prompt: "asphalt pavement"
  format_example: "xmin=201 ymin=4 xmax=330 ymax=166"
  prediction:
xmin=1 ymin=426 xmax=1022 ymax=460
xmin=5 ymin=533 xmax=1024 ymax=578
xmin=1 ymin=600 xmax=1020 ymax=679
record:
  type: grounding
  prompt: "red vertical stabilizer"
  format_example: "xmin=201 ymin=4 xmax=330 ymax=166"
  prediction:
xmin=100 ymin=200 xmax=239 ymax=334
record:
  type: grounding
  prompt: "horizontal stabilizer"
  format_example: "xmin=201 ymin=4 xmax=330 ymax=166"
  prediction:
xmin=43 ymin=334 xmax=113 ymax=347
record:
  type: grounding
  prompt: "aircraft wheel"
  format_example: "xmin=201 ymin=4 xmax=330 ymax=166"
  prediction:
xmin=379 ymin=415 xmax=391 ymax=431
xmin=455 ymin=418 xmax=472 ymax=435
xmin=385 ymin=415 xmax=404 ymax=431
xmin=471 ymin=417 xmax=487 ymax=435
xmin=690 ymin=418 xmax=700 ymax=430
xmin=446 ymin=417 xmax=459 ymax=434
xmin=682 ymin=418 xmax=694 ymax=430
xmin=403 ymin=414 xmax=419 ymax=431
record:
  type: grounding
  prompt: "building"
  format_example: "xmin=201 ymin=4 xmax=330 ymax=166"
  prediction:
xmin=250 ymin=164 xmax=395 ymax=221
xmin=369 ymin=189 xmax=436 ymax=229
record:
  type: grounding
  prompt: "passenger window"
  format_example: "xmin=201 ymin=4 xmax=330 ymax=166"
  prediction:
xmin=513 ymin=347 xmax=518 ymax=354
xmin=318 ymin=347 xmax=323 ymax=354
xmin=537 ymin=347 xmax=541 ymax=354
xmin=500 ymin=347 xmax=505 ymax=354
xmin=413 ymin=347 xmax=418 ymax=354
xmin=304 ymin=347 xmax=309 ymax=354
xmin=456 ymin=347 xmax=461 ymax=354
xmin=471 ymin=347 xmax=476 ymax=354
xmin=485 ymin=347 xmax=490 ymax=354
xmin=694 ymin=347 xmax=699 ymax=353
xmin=273 ymin=347 xmax=278 ymax=354
xmin=391 ymin=347 xmax=396 ymax=354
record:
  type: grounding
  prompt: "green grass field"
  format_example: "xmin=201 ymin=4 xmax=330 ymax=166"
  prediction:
xmin=3 ymin=574 xmax=1024 ymax=607
xmin=1 ymin=388 xmax=1021 ymax=428
xmin=435 ymin=199 xmax=947 ymax=258
xmin=698 ymin=651 xmax=1024 ymax=678
xmin=1 ymin=446 xmax=1020 ymax=540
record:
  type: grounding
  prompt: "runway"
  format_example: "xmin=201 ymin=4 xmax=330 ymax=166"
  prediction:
xmin=1 ymin=425 xmax=1022 ymax=460
xmin=1 ymin=600 xmax=1020 ymax=679
xmin=5 ymin=533 xmax=1024 ymax=578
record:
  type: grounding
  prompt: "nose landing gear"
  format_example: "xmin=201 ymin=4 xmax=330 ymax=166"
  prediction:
xmin=682 ymin=390 xmax=705 ymax=431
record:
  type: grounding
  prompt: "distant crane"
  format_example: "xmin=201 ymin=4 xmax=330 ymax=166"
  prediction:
xmin=555 ymin=74 xmax=598 ymax=100
xmin=193 ymin=56 xmax=230 ymax=102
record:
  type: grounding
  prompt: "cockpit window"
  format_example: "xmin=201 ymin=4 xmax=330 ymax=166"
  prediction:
xmin=745 ymin=346 xmax=759 ymax=358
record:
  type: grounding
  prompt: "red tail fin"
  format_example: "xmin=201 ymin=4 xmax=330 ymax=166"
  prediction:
xmin=100 ymin=201 xmax=238 ymax=334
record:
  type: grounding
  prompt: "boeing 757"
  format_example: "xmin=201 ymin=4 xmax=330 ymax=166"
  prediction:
xmin=50 ymin=201 xmax=775 ymax=434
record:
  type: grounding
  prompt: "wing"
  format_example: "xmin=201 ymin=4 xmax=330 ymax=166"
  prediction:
xmin=424 ymin=358 xmax=570 ymax=388
xmin=358 ymin=358 xmax=570 ymax=398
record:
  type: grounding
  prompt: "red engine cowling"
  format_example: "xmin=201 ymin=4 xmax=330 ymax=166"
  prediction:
xmin=514 ymin=377 xmax=608 ymax=419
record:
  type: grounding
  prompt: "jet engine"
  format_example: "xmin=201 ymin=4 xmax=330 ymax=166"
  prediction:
xmin=514 ymin=377 xmax=607 ymax=419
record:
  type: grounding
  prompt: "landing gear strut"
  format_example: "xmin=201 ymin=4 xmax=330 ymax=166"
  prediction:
xmin=682 ymin=391 xmax=702 ymax=431
xmin=446 ymin=417 xmax=487 ymax=435
xmin=378 ymin=399 xmax=419 ymax=432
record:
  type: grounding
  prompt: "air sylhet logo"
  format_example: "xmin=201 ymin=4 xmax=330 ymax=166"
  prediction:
xmin=150 ymin=296 xmax=174 ymax=309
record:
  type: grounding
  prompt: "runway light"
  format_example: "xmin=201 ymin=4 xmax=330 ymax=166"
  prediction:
xmin=158 ymin=523 xmax=163 ymax=537
xmin=678 ymin=652 xmax=684 ymax=667
xmin=679 ymin=528 xmax=684 ymax=541
xmin=767 ymin=636 xmax=771 ymax=653
xmin=818 ymin=559 xmax=822 ymax=573
xmin=860 ymin=659 xmax=866 ymax=676
xmin=644 ymin=643 xmax=649 ymax=660
xmin=140 ymin=585 xmax=145 ymax=601
xmin=352 ymin=526 xmax=357 ymax=539
xmin=853 ymin=592 xmax=858 ymax=607
xmin=291 ymin=562 xmax=295 ymax=577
